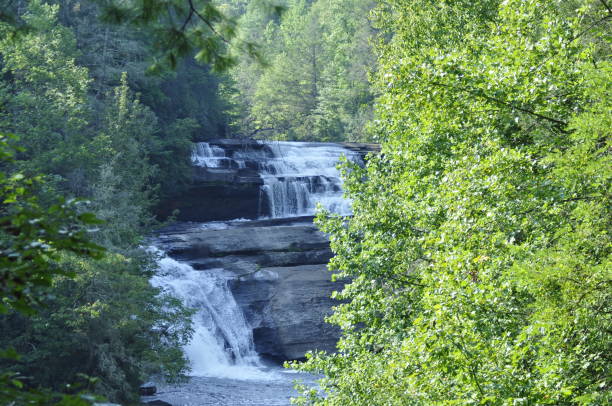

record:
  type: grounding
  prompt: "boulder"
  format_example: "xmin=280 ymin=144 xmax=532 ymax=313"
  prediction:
xmin=139 ymin=382 xmax=156 ymax=396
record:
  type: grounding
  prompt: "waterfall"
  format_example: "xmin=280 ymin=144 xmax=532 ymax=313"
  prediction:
xmin=192 ymin=141 xmax=361 ymax=219
xmin=192 ymin=142 xmax=246 ymax=169
xmin=257 ymin=141 xmax=359 ymax=218
xmin=151 ymin=250 xmax=270 ymax=380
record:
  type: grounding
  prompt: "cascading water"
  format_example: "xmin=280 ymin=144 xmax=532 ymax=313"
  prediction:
xmin=191 ymin=142 xmax=246 ymax=169
xmin=191 ymin=141 xmax=362 ymax=218
xmin=150 ymin=249 xmax=269 ymax=380
xmin=145 ymin=140 xmax=363 ymax=403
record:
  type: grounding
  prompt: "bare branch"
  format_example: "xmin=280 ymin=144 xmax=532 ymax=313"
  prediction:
xmin=187 ymin=0 xmax=230 ymax=44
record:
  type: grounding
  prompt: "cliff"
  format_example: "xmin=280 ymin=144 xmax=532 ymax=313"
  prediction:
xmin=155 ymin=217 xmax=341 ymax=361
xmin=154 ymin=140 xmax=378 ymax=362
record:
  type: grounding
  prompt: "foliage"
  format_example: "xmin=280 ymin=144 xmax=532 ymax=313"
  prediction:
xmin=0 ymin=0 xmax=284 ymax=73
xmin=226 ymin=0 xmax=376 ymax=141
xmin=0 ymin=133 xmax=104 ymax=405
xmin=89 ymin=72 xmax=158 ymax=248
xmin=92 ymin=0 xmax=282 ymax=72
xmin=292 ymin=0 xmax=611 ymax=404
xmin=0 ymin=251 xmax=193 ymax=404
xmin=0 ymin=2 xmax=194 ymax=403
xmin=0 ymin=0 xmax=92 ymax=187
xmin=0 ymin=134 xmax=104 ymax=316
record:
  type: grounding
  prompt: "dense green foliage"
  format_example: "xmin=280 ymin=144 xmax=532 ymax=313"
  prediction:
xmin=2 ymin=0 xmax=610 ymax=404
xmin=0 ymin=1 xmax=198 ymax=403
xmin=1 ymin=0 xmax=380 ymax=403
xmin=221 ymin=0 xmax=376 ymax=141
xmin=0 ymin=251 xmax=192 ymax=403
xmin=0 ymin=135 xmax=102 ymax=405
xmin=293 ymin=0 xmax=611 ymax=404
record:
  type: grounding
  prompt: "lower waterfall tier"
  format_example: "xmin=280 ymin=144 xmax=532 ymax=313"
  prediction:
xmin=153 ymin=217 xmax=343 ymax=361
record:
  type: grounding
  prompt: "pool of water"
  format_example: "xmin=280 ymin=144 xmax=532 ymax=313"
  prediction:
xmin=143 ymin=366 xmax=318 ymax=406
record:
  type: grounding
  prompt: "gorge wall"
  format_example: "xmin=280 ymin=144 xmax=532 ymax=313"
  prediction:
xmin=153 ymin=140 xmax=377 ymax=368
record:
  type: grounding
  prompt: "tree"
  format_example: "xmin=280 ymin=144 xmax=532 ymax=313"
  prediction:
xmin=233 ymin=0 xmax=376 ymax=141
xmin=0 ymin=133 xmax=104 ymax=405
xmin=0 ymin=134 xmax=103 ymax=316
xmin=0 ymin=4 xmax=194 ymax=402
xmin=88 ymin=72 xmax=158 ymax=248
xmin=292 ymin=0 xmax=611 ymax=404
xmin=0 ymin=0 xmax=92 ymax=191
xmin=0 ymin=0 xmax=283 ymax=72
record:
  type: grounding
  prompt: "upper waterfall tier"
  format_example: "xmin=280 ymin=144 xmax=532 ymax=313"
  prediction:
xmin=157 ymin=139 xmax=377 ymax=222
xmin=191 ymin=140 xmax=364 ymax=219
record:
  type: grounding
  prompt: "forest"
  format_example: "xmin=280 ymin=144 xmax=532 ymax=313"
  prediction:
xmin=0 ymin=0 xmax=610 ymax=405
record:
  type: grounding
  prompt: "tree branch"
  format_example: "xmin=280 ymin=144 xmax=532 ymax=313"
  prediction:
xmin=247 ymin=127 xmax=276 ymax=137
xmin=187 ymin=0 xmax=229 ymax=44
xmin=430 ymin=81 xmax=568 ymax=127
xmin=529 ymin=13 xmax=611 ymax=75
xmin=180 ymin=6 xmax=194 ymax=32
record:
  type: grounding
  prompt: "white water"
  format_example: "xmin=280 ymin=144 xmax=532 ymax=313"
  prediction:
xmin=192 ymin=141 xmax=361 ymax=218
xmin=151 ymin=251 xmax=273 ymax=381
xmin=149 ymin=140 xmax=360 ymax=389
xmin=191 ymin=142 xmax=246 ymax=169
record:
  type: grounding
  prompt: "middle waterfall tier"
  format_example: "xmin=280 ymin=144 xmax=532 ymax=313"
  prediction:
xmin=191 ymin=141 xmax=362 ymax=219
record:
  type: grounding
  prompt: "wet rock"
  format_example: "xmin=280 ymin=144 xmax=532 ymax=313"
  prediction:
xmin=151 ymin=140 xmax=379 ymax=359
xmin=154 ymin=219 xmax=344 ymax=361
xmin=155 ymin=139 xmax=378 ymax=222
xmin=141 ymin=401 xmax=172 ymax=406
xmin=157 ymin=182 xmax=262 ymax=222
xmin=157 ymin=221 xmax=330 ymax=260
xmin=235 ymin=264 xmax=343 ymax=360
xmin=139 ymin=382 xmax=156 ymax=396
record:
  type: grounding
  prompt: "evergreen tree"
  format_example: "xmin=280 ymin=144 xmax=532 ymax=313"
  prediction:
xmin=229 ymin=0 xmax=376 ymax=141
xmin=0 ymin=0 xmax=92 ymax=191
xmin=89 ymin=73 xmax=158 ymax=247
xmin=0 ymin=3 xmax=194 ymax=402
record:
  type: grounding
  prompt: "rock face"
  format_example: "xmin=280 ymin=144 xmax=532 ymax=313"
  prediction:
xmin=139 ymin=382 xmax=157 ymax=396
xmin=155 ymin=217 xmax=343 ymax=361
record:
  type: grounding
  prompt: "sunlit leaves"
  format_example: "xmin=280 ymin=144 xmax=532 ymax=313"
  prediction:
xmin=0 ymin=135 xmax=104 ymax=315
xmin=292 ymin=0 xmax=611 ymax=404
